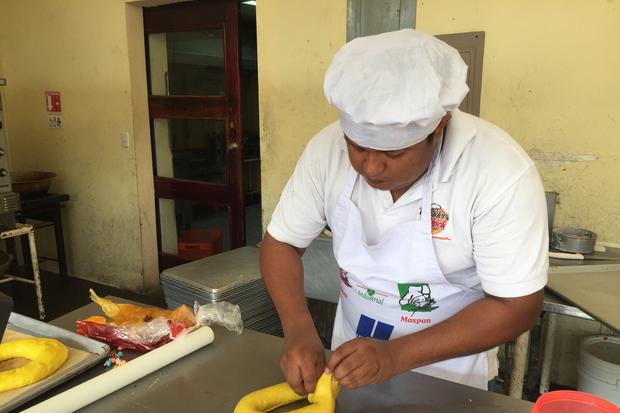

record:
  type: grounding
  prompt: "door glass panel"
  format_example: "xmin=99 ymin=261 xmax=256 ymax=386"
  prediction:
xmin=152 ymin=118 xmax=227 ymax=183
xmin=158 ymin=199 xmax=230 ymax=259
xmin=148 ymin=30 xmax=225 ymax=96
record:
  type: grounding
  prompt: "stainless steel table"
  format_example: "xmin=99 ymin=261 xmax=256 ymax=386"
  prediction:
xmin=543 ymin=290 xmax=592 ymax=320
xmin=536 ymin=261 xmax=620 ymax=394
xmin=547 ymin=266 xmax=620 ymax=333
xmin=20 ymin=298 xmax=534 ymax=413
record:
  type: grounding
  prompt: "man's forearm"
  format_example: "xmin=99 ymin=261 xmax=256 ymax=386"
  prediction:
xmin=260 ymin=232 xmax=314 ymax=333
xmin=390 ymin=290 xmax=543 ymax=373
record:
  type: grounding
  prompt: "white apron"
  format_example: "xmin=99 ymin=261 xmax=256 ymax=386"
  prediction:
xmin=330 ymin=138 xmax=488 ymax=389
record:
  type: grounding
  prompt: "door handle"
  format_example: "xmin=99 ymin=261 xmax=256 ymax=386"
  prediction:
xmin=229 ymin=121 xmax=239 ymax=151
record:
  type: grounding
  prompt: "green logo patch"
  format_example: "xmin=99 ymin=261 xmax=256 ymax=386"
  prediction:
xmin=397 ymin=283 xmax=438 ymax=314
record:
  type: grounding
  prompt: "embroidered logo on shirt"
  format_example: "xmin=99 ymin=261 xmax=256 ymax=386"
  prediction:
xmin=355 ymin=314 xmax=394 ymax=340
xmin=397 ymin=283 xmax=439 ymax=314
xmin=431 ymin=203 xmax=449 ymax=235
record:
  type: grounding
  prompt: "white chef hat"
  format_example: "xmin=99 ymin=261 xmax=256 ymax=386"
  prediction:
xmin=324 ymin=29 xmax=469 ymax=151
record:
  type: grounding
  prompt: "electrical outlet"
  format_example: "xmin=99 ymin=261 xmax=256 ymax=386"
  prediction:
xmin=121 ymin=132 xmax=130 ymax=148
xmin=48 ymin=114 xmax=62 ymax=129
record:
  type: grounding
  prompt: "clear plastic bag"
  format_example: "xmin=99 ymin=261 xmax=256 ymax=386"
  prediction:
xmin=76 ymin=291 xmax=243 ymax=351
xmin=75 ymin=317 xmax=190 ymax=352
xmin=194 ymin=301 xmax=243 ymax=334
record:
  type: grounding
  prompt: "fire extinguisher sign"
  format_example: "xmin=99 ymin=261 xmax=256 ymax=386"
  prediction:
xmin=45 ymin=91 xmax=61 ymax=112
xmin=45 ymin=91 xmax=62 ymax=129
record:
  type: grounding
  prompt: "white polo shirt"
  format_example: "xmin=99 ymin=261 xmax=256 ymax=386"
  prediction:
xmin=268 ymin=110 xmax=548 ymax=379
xmin=268 ymin=109 xmax=548 ymax=299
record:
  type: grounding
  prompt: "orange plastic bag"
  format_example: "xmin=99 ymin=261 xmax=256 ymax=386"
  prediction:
xmin=76 ymin=290 xmax=197 ymax=351
xmin=88 ymin=289 xmax=196 ymax=328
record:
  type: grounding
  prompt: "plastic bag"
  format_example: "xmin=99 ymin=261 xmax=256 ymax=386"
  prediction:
xmin=194 ymin=301 xmax=243 ymax=334
xmin=76 ymin=290 xmax=197 ymax=351
xmin=77 ymin=290 xmax=243 ymax=351
xmin=75 ymin=317 xmax=188 ymax=352
xmin=88 ymin=289 xmax=196 ymax=327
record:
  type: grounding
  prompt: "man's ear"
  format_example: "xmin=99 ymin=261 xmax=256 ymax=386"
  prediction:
xmin=440 ymin=112 xmax=452 ymax=128
xmin=432 ymin=113 xmax=452 ymax=144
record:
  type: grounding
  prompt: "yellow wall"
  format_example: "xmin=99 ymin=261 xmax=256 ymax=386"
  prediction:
xmin=256 ymin=0 xmax=347 ymax=229
xmin=2 ymin=0 xmax=616 ymax=294
xmin=0 ymin=0 xmax=157 ymax=291
xmin=258 ymin=1 xmax=620 ymax=244
xmin=417 ymin=1 xmax=620 ymax=244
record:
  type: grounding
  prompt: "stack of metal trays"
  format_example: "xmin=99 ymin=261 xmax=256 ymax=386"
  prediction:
xmin=160 ymin=246 xmax=282 ymax=336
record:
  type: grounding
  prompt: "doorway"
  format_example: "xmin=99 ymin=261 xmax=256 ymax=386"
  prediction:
xmin=143 ymin=0 xmax=260 ymax=271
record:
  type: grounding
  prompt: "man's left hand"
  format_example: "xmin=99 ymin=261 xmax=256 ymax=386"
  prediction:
xmin=326 ymin=337 xmax=400 ymax=388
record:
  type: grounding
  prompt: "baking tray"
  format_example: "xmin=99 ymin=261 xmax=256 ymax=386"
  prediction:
xmin=1 ymin=312 xmax=110 ymax=412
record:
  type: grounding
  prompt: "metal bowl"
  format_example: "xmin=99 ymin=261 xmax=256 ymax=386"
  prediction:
xmin=11 ymin=171 xmax=57 ymax=195
xmin=551 ymin=227 xmax=597 ymax=254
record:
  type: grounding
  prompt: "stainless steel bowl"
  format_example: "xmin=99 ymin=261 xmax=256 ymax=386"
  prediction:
xmin=551 ymin=227 xmax=597 ymax=254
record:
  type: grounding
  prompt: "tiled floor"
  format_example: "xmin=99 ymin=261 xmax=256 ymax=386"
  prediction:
xmin=0 ymin=270 xmax=166 ymax=322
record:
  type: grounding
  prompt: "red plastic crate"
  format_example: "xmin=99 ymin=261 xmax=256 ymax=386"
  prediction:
xmin=178 ymin=229 xmax=223 ymax=260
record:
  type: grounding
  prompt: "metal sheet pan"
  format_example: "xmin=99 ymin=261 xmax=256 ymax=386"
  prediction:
xmin=1 ymin=312 xmax=110 ymax=413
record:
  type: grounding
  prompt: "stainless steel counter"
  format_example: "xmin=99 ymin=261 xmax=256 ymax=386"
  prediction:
xmin=543 ymin=290 xmax=592 ymax=320
xmin=547 ymin=260 xmax=620 ymax=332
xmin=547 ymin=269 xmax=620 ymax=333
xmin=19 ymin=299 xmax=534 ymax=413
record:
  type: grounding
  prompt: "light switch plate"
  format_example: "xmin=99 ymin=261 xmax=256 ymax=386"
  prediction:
xmin=121 ymin=132 xmax=130 ymax=148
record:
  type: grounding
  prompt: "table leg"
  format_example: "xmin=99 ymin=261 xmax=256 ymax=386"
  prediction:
xmin=509 ymin=330 xmax=530 ymax=399
xmin=539 ymin=312 xmax=558 ymax=394
xmin=27 ymin=230 xmax=45 ymax=320
xmin=52 ymin=207 xmax=68 ymax=278
xmin=21 ymin=231 xmax=33 ymax=277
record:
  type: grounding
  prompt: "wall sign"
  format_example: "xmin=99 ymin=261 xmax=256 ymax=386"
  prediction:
xmin=45 ymin=91 xmax=61 ymax=113
xmin=45 ymin=91 xmax=62 ymax=129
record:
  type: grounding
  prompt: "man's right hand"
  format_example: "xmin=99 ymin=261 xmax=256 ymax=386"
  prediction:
xmin=280 ymin=323 xmax=326 ymax=395
xmin=260 ymin=233 xmax=325 ymax=394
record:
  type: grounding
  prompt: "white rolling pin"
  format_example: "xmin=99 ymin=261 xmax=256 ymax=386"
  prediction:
xmin=23 ymin=326 xmax=215 ymax=413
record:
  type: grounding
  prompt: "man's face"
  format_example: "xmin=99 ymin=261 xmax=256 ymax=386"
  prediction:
xmin=345 ymin=116 xmax=449 ymax=194
xmin=345 ymin=137 xmax=435 ymax=192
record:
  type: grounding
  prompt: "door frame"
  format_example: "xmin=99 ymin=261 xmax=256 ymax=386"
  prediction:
xmin=143 ymin=0 xmax=245 ymax=270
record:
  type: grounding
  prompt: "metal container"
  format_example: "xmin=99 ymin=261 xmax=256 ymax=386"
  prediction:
xmin=545 ymin=191 xmax=558 ymax=237
xmin=551 ymin=227 xmax=597 ymax=254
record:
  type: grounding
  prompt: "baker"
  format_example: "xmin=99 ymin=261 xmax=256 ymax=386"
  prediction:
xmin=260 ymin=29 xmax=548 ymax=394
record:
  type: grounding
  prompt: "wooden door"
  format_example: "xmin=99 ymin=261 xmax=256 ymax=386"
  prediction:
xmin=144 ymin=0 xmax=244 ymax=270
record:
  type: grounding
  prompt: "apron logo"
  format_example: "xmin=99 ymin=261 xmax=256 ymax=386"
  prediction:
xmin=339 ymin=268 xmax=352 ymax=288
xmin=356 ymin=286 xmax=387 ymax=305
xmin=431 ymin=203 xmax=449 ymax=235
xmin=355 ymin=314 xmax=394 ymax=340
xmin=397 ymin=283 xmax=439 ymax=314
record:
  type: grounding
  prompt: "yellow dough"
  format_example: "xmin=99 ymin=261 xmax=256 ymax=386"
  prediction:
xmin=234 ymin=373 xmax=340 ymax=413
xmin=0 ymin=338 xmax=69 ymax=392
